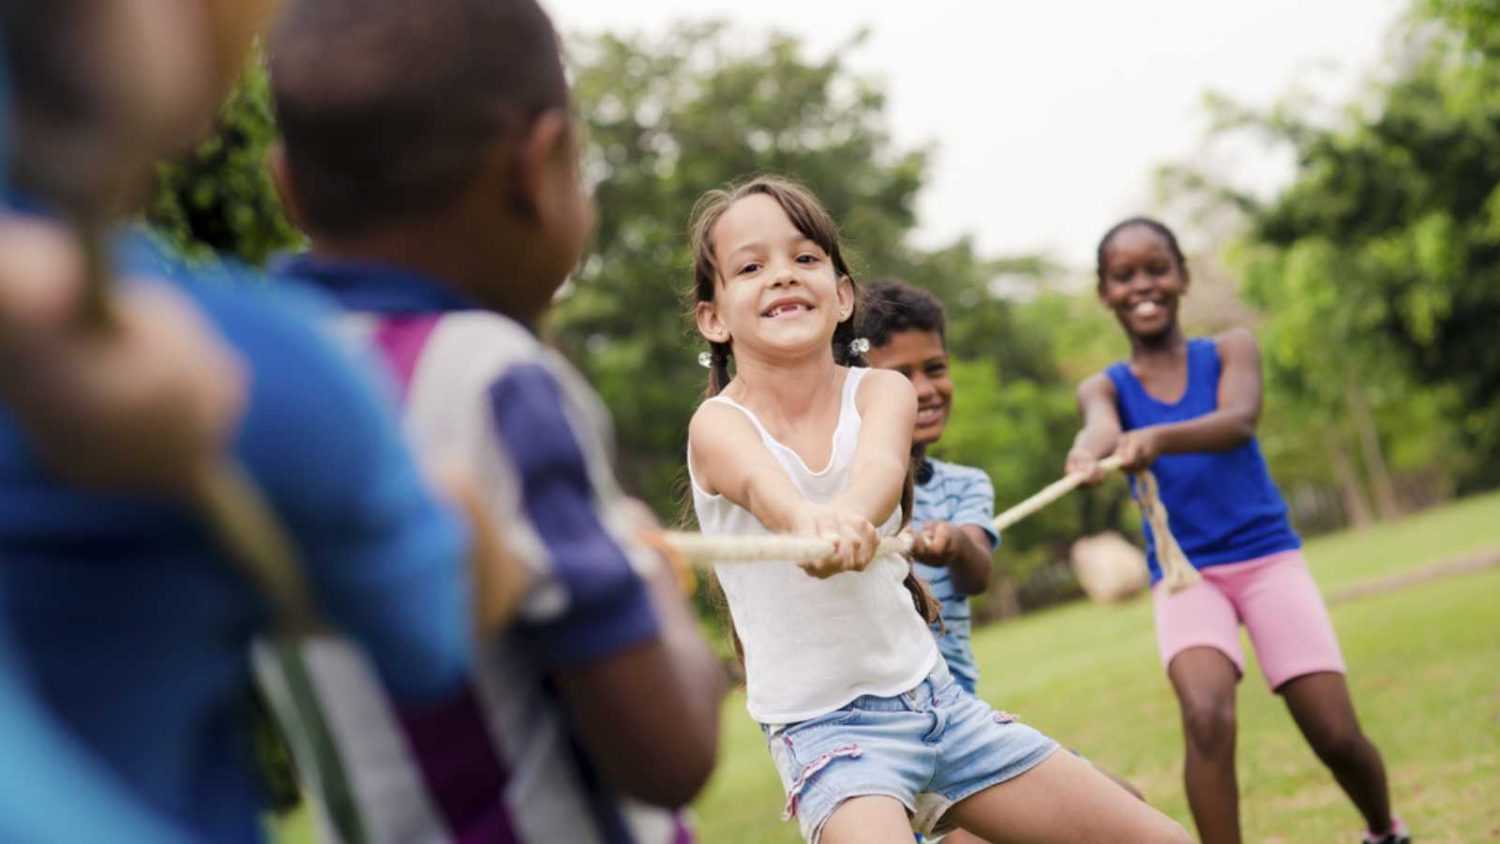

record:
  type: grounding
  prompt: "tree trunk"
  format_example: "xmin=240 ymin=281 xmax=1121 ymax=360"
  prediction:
xmin=1345 ymin=380 xmax=1402 ymax=520
xmin=1327 ymin=430 xmax=1374 ymax=529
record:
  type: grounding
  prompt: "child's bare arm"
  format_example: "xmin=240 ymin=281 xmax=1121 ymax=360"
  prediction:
xmin=833 ymin=368 xmax=916 ymax=525
xmin=1066 ymin=372 xmax=1122 ymax=484
xmin=689 ymin=401 xmax=808 ymax=532
xmin=553 ymin=554 xmax=726 ymax=808
xmin=1113 ymin=329 xmax=1263 ymax=470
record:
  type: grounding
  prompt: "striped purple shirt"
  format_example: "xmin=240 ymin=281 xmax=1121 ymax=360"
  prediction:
xmin=264 ymin=256 xmax=693 ymax=844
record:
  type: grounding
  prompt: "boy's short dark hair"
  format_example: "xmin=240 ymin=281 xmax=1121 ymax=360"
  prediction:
xmin=860 ymin=280 xmax=947 ymax=349
xmin=267 ymin=0 xmax=567 ymax=237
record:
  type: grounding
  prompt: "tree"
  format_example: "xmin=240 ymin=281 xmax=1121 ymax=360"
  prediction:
xmin=1157 ymin=3 xmax=1500 ymax=509
xmin=147 ymin=55 xmax=300 ymax=266
xmin=1428 ymin=0 xmax=1500 ymax=54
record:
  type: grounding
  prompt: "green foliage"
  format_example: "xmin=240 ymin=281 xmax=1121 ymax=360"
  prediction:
xmin=972 ymin=292 xmax=1140 ymax=556
xmin=1428 ymin=0 xmax=1500 ymax=54
xmin=1281 ymin=19 xmax=1499 ymax=481
xmin=936 ymin=357 xmax=1128 ymax=584
xmin=147 ymin=55 xmax=300 ymax=266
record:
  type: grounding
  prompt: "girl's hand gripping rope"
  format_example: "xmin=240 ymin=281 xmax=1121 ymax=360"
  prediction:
xmin=789 ymin=503 xmax=879 ymax=578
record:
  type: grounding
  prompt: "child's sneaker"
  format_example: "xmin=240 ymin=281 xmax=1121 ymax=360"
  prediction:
xmin=1361 ymin=816 xmax=1410 ymax=844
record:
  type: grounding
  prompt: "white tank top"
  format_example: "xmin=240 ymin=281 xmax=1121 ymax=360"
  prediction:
xmin=689 ymin=366 xmax=938 ymax=724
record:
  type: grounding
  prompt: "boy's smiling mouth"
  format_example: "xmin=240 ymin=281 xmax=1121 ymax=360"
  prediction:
xmin=916 ymin=402 xmax=947 ymax=428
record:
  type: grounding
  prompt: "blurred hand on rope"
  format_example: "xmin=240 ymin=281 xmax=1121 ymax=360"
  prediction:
xmin=1111 ymin=428 xmax=1164 ymax=473
xmin=1064 ymin=447 xmax=1110 ymax=486
xmin=0 ymin=219 xmax=246 ymax=495
xmin=431 ymin=465 xmax=531 ymax=636
xmin=910 ymin=521 xmax=961 ymax=566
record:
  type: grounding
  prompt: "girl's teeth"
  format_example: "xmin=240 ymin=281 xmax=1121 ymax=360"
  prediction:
xmin=1133 ymin=301 xmax=1161 ymax=317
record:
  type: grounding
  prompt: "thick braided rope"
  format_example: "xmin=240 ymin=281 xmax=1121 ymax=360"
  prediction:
xmin=660 ymin=454 xmax=1201 ymax=594
xmin=660 ymin=531 xmax=914 ymax=564
xmin=1129 ymin=468 xmax=1200 ymax=593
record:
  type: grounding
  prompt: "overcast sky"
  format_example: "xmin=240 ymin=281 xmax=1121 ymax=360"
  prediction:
xmin=552 ymin=1 xmax=1408 ymax=267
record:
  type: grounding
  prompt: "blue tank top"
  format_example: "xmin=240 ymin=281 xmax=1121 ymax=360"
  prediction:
xmin=1107 ymin=337 xmax=1300 ymax=581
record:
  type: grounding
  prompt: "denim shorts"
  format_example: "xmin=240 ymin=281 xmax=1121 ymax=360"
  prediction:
xmin=761 ymin=661 xmax=1058 ymax=843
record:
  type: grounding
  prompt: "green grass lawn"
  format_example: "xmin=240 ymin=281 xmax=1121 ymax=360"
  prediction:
xmin=691 ymin=490 xmax=1500 ymax=843
xmin=273 ymin=491 xmax=1500 ymax=842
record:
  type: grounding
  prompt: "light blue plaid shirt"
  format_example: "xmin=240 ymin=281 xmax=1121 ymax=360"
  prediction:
xmin=911 ymin=458 xmax=999 ymax=695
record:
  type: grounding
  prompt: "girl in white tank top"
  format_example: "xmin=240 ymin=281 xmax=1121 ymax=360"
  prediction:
xmin=682 ymin=177 xmax=1189 ymax=844
xmin=691 ymin=364 xmax=938 ymax=723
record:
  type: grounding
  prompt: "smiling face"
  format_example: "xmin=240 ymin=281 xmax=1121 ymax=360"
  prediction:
xmin=695 ymin=193 xmax=853 ymax=362
xmin=1098 ymin=223 xmax=1189 ymax=342
xmin=865 ymin=329 xmax=952 ymax=447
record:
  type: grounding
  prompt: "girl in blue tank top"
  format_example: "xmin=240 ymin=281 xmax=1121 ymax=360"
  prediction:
xmin=1106 ymin=335 xmax=1299 ymax=581
xmin=1067 ymin=218 xmax=1407 ymax=844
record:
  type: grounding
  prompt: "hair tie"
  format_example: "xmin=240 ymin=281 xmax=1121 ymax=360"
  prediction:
xmin=849 ymin=337 xmax=871 ymax=356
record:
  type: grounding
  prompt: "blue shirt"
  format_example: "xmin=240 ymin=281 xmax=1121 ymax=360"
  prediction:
xmin=0 ymin=79 xmax=178 ymax=843
xmin=0 ymin=631 xmax=194 ymax=843
xmin=1107 ymin=337 xmax=1301 ymax=582
xmin=0 ymin=230 xmax=473 ymax=843
xmin=911 ymin=457 xmax=999 ymax=695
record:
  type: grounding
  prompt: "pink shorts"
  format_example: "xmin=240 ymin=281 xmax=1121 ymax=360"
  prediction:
xmin=1153 ymin=549 xmax=1346 ymax=691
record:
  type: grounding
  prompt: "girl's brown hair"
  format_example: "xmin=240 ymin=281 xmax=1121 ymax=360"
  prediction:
xmin=686 ymin=174 xmax=938 ymax=627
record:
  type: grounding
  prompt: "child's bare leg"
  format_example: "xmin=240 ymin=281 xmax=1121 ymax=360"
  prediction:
xmin=942 ymin=750 xmax=1189 ymax=843
xmin=1087 ymin=758 xmax=1146 ymax=801
xmin=820 ymin=795 xmax=917 ymax=844
xmin=1168 ymin=647 xmax=1241 ymax=844
xmin=940 ymin=828 xmax=988 ymax=844
xmin=1280 ymin=671 xmax=1394 ymax=834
